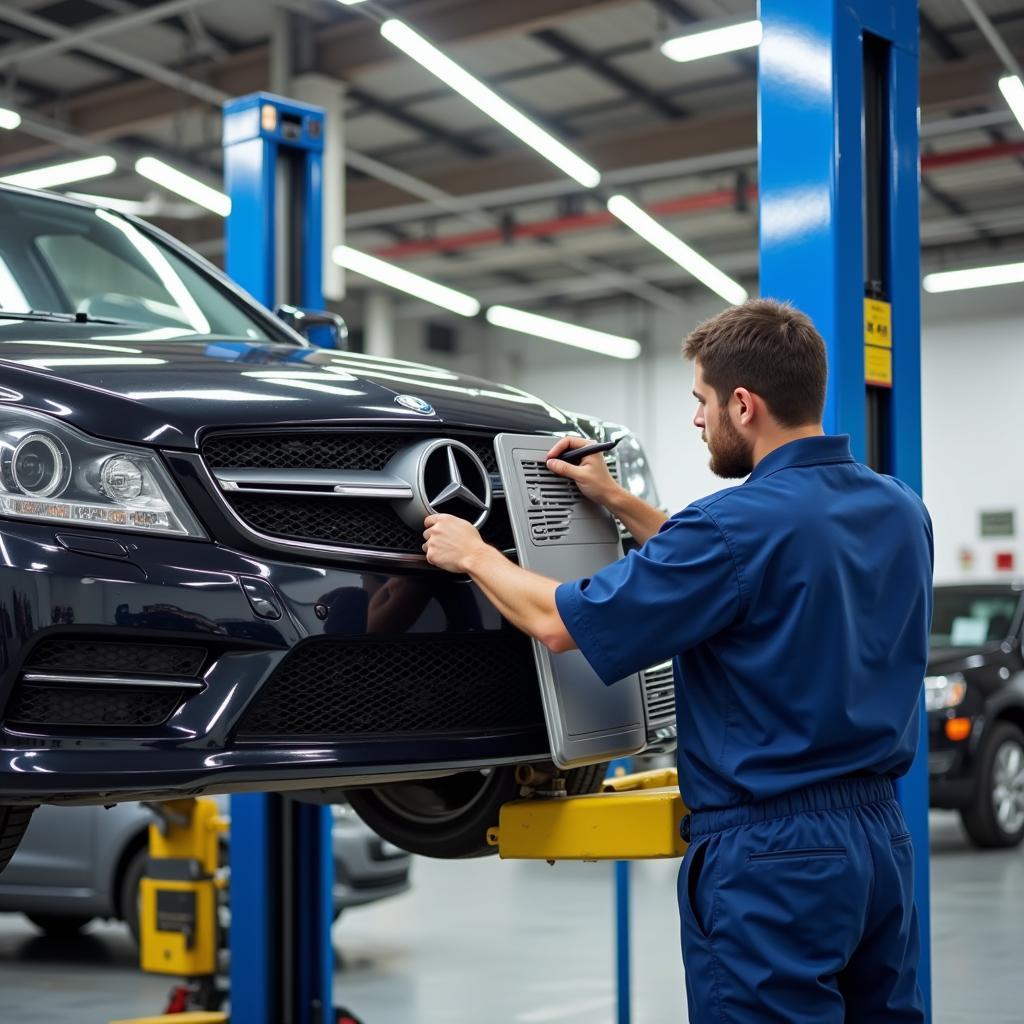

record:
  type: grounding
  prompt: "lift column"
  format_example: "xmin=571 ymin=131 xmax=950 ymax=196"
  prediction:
xmin=222 ymin=92 xmax=335 ymax=1024
xmin=759 ymin=0 xmax=930 ymax=1017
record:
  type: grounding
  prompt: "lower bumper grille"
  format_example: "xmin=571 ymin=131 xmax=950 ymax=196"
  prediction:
xmin=3 ymin=638 xmax=207 ymax=730
xmin=236 ymin=632 xmax=545 ymax=741
xmin=7 ymin=685 xmax=183 ymax=727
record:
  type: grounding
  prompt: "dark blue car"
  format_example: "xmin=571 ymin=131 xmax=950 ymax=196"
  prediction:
xmin=0 ymin=184 xmax=672 ymax=867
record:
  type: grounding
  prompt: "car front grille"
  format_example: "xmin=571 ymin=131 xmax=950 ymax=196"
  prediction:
xmin=235 ymin=632 xmax=545 ymax=742
xmin=2 ymin=637 xmax=208 ymax=730
xmin=204 ymin=431 xmax=500 ymax=475
xmin=227 ymin=492 xmax=516 ymax=554
xmin=202 ymin=429 xmax=519 ymax=557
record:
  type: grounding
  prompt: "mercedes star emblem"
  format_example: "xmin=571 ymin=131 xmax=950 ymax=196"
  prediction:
xmin=388 ymin=438 xmax=492 ymax=531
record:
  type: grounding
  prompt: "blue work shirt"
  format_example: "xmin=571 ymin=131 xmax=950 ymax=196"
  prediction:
xmin=555 ymin=435 xmax=934 ymax=812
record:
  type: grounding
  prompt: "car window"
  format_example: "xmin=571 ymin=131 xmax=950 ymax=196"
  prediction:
xmin=0 ymin=188 xmax=286 ymax=342
xmin=930 ymin=590 xmax=1019 ymax=646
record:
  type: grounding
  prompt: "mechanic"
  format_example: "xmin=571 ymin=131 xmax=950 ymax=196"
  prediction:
xmin=423 ymin=298 xmax=933 ymax=1023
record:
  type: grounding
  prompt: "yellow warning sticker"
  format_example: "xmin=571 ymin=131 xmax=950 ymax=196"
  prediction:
xmin=865 ymin=345 xmax=893 ymax=388
xmin=864 ymin=298 xmax=892 ymax=349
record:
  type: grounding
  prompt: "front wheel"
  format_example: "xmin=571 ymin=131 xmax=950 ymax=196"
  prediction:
xmin=347 ymin=763 xmax=609 ymax=859
xmin=960 ymin=722 xmax=1024 ymax=848
xmin=0 ymin=805 xmax=34 ymax=876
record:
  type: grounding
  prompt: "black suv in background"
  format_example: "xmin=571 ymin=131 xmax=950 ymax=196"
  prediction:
xmin=928 ymin=582 xmax=1024 ymax=847
xmin=0 ymin=184 xmax=673 ymax=873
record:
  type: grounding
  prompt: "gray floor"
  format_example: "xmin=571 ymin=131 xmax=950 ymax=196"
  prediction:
xmin=0 ymin=811 xmax=1020 ymax=1023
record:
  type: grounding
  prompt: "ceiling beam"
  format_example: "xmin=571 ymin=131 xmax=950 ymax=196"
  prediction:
xmin=531 ymin=28 xmax=688 ymax=120
xmin=0 ymin=0 xmax=220 ymax=72
xmin=0 ymin=4 xmax=227 ymax=107
xmin=0 ymin=0 xmax=626 ymax=166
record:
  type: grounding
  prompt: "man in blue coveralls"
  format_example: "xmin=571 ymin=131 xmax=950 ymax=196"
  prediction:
xmin=423 ymin=299 xmax=933 ymax=1022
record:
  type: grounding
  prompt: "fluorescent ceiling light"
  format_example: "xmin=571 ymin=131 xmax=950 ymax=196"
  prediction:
xmin=0 ymin=154 xmax=117 ymax=190
xmin=661 ymin=19 xmax=762 ymax=62
xmin=334 ymin=0 xmax=370 ymax=4
xmin=607 ymin=194 xmax=748 ymax=305
xmin=135 ymin=156 xmax=231 ymax=217
xmin=998 ymin=75 xmax=1024 ymax=133
xmin=333 ymin=245 xmax=481 ymax=317
xmin=923 ymin=261 xmax=1024 ymax=293
xmin=486 ymin=305 xmax=641 ymax=360
xmin=379 ymin=19 xmax=600 ymax=189
xmin=0 ymin=107 xmax=21 ymax=131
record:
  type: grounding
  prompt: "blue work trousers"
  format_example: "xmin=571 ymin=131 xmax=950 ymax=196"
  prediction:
xmin=679 ymin=776 xmax=924 ymax=1022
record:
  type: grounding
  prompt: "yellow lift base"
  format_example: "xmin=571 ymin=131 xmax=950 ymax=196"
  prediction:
xmin=109 ymin=1015 xmax=226 ymax=1024
xmin=487 ymin=767 xmax=689 ymax=861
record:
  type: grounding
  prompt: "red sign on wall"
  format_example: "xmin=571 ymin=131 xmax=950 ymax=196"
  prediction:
xmin=996 ymin=551 xmax=1015 ymax=572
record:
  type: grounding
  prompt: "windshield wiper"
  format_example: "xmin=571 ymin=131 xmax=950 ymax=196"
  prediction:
xmin=0 ymin=309 xmax=136 ymax=326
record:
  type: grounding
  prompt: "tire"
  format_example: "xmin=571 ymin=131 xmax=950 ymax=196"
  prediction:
xmin=960 ymin=721 xmax=1024 ymax=849
xmin=25 ymin=913 xmax=94 ymax=936
xmin=0 ymin=805 xmax=34 ymax=876
xmin=119 ymin=846 xmax=149 ymax=946
xmin=347 ymin=762 xmax=609 ymax=859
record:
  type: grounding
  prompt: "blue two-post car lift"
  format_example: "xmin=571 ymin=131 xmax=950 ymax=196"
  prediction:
xmin=127 ymin=2 xmax=932 ymax=1021
xmin=221 ymin=93 xmax=337 ymax=1024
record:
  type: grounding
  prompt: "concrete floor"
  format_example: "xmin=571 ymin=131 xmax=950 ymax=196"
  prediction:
xmin=0 ymin=811 xmax=1020 ymax=1023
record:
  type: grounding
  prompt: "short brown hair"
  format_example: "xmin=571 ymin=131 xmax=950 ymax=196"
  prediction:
xmin=683 ymin=299 xmax=827 ymax=427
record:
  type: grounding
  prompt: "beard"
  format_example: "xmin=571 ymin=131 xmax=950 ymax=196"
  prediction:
xmin=707 ymin=409 xmax=754 ymax=479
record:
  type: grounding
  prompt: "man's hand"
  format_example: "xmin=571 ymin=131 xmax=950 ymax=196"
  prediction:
xmin=423 ymin=513 xmax=487 ymax=573
xmin=545 ymin=436 xmax=624 ymax=507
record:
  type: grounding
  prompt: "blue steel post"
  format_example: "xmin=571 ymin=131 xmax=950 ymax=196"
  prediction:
xmin=223 ymin=92 xmax=335 ymax=1024
xmin=758 ymin=1 xmax=931 ymax=1016
xmin=609 ymin=756 xmax=633 ymax=1024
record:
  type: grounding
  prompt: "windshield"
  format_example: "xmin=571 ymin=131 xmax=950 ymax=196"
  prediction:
xmin=931 ymin=588 xmax=1019 ymax=647
xmin=0 ymin=188 xmax=285 ymax=342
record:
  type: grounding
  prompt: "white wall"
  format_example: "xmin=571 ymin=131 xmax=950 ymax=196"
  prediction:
xmin=922 ymin=286 xmax=1023 ymax=582
xmin=387 ymin=286 xmax=1024 ymax=584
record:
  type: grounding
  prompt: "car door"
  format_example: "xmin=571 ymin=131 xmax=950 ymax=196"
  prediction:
xmin=0 ymin=804 xmax=98 ymax=893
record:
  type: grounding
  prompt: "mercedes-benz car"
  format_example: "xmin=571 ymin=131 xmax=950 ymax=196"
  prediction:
xmin=0 ymin=797 xmax=410 ymax=942
xmin=0 ymin=184 xmax=673 ymax=870
xmin=927 ymin=582 xmax=1024 ymax=847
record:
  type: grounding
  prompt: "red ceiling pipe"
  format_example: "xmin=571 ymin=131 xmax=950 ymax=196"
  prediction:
xmin=372 ymin=140 xmax=1023 ymax=261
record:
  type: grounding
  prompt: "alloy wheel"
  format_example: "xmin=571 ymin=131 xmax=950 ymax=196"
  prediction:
xmin=991 ymin=738 xmax=1024 ymax=836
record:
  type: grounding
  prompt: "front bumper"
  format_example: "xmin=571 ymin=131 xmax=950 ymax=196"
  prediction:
xmin=927 ymin=709 xmax=982 ymax=809
xmin=0 ymin=520 xmax=551 ymax=805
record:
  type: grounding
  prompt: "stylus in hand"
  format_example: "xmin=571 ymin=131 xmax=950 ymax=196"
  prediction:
xmin=552 ymin=437 xmax=622 ymax=466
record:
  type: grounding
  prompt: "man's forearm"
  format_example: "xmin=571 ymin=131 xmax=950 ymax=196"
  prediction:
xmin=463 ymin=545 xmax=575 ymax=653
xmin=604 ymin=487 xmax=668 ymax=545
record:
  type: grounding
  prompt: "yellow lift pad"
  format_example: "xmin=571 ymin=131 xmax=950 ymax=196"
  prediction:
xmin=109 ymin=1014 xmax=226 ymax=1024
xmin=488 ymin=768 xmax=688 ymax=861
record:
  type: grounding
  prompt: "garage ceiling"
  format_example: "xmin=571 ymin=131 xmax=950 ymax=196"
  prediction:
xmin=1 ymin=0 xmax=1022 ymax=313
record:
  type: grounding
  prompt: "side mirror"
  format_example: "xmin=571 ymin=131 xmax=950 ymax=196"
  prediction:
xmin=274 ymin=304 xmax=349 ymax=350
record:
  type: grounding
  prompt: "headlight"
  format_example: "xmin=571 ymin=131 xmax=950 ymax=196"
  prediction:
xmin=0 ymin=408 xmax=204 ymax=538
xmin=924 ymin=673 xmax=967 ymax=712
xmin=613 ymin=432 xmax=661 ymax=507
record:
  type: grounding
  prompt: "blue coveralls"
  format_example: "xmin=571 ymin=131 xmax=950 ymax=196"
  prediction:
xmin=555 ymin=435 xmax=933 ymax=1023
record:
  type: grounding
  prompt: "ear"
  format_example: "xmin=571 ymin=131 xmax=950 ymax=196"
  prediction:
xmin=732 ymin=387 xmax=756 ymax=427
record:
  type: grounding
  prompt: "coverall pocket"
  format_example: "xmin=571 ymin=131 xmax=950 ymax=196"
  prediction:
xmin=747 ymin=847 xmax=846 ymax=863
xmin=684 ymin=838 xmax=714 ymax=939
xmin=890 ymin=832 xmax=912 ymax=847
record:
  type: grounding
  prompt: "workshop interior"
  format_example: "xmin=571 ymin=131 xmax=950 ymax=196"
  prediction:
xmin=0 ymin=0 xmax=1021 ymax=1021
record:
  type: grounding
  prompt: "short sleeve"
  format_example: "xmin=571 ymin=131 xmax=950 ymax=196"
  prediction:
xmin=554 ymin=505 xmax=743 ymax=685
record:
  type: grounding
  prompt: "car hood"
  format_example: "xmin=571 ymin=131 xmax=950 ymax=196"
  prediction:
xmin=927 ymin=644 xmax=1004 ymax=674
xmin=0 ymin=323 xmax=574 ymax=448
